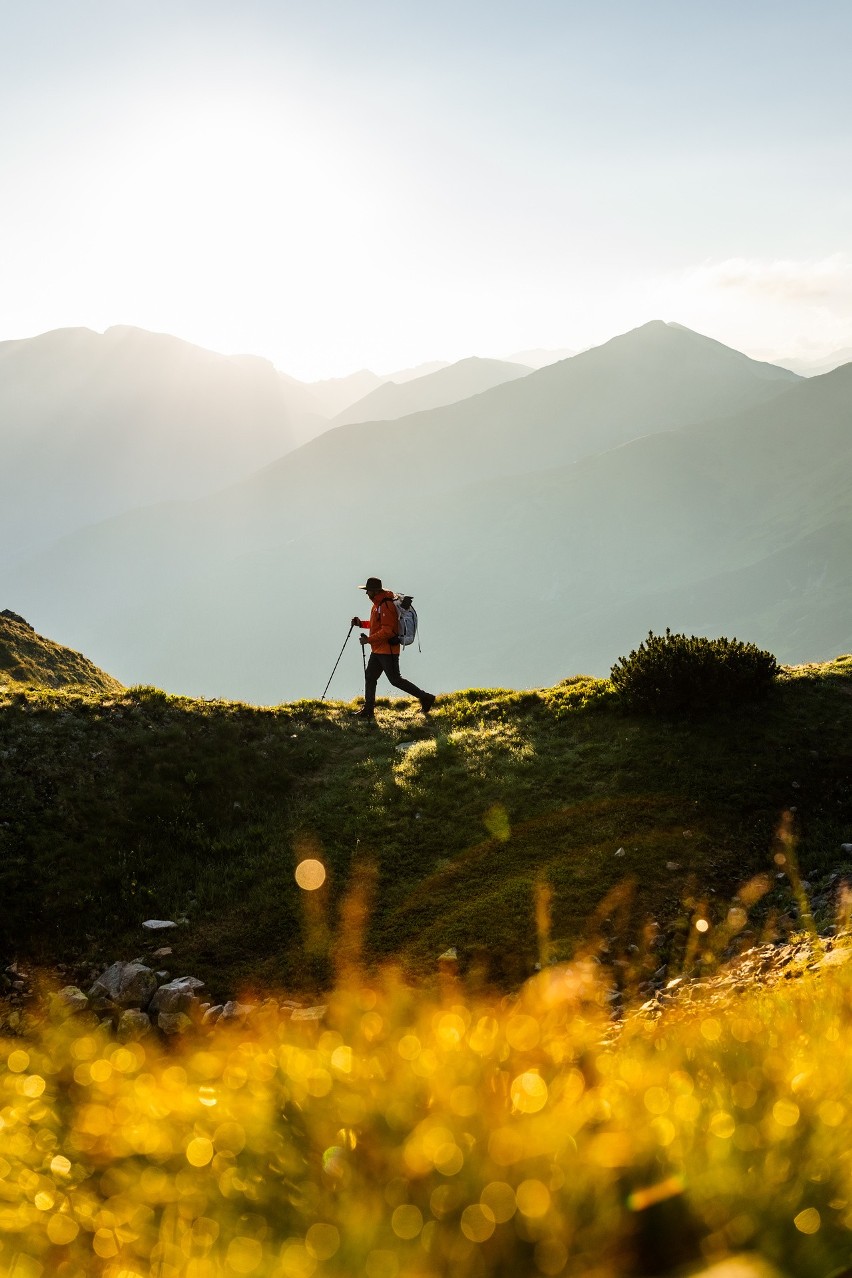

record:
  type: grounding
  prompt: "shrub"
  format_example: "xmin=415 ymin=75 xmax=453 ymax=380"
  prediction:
xmin=610 ymin=629 xmax=778 ymax=714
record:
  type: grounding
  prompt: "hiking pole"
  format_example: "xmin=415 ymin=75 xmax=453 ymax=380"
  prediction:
xmin=321 ymin=624 xmax=354 ymax=701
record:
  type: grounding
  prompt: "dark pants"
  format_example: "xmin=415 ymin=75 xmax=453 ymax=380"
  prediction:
xmin=364 ymin=653 xmax=427 ymax=712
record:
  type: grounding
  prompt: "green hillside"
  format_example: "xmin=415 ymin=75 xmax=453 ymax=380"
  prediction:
xmin=0 ymin=611 xmax=123 ymax=694
xmin=2 ymin=656 xmax=851 ymax=998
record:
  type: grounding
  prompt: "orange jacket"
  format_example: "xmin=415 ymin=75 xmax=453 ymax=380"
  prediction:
xmin=358 ymin=590 xmax=400 ymax=655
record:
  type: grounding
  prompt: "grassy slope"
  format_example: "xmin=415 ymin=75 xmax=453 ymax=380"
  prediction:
xmin=0 ymin=614 xmax=123 ymax=694
xmin=2 ymin=660 xmax=852 ymax=997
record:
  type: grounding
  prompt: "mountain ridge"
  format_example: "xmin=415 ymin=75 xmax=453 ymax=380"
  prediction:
xmin=0 ymin=320 xmax=819 ymax=701
xmin=332 ymin=356 xmax=530 ymax=426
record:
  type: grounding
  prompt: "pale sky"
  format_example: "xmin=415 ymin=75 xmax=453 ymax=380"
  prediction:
xmin=2 ymin=1 xmax=851 ymax=379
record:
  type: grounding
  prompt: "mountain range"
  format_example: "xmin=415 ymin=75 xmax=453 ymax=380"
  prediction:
xmin=0 ymin=328 xmax=577 ymax=566
xmin=331 ymin=357 xmax=530 ymax=426
xmin=6 ymin=317 xmax=846 ymax=703
xmin=0 ymin=325 xmax=308 ymax=561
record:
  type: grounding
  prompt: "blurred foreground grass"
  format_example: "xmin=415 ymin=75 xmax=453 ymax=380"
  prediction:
xmin=3 ymin=948 xmax=852 ymax=1278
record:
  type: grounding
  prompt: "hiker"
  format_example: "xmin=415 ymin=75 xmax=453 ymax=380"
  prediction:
xmin=351 ymin=577 xmax=436 ymax=721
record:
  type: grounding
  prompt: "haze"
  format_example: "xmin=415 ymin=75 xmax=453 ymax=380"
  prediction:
xmin=2 ymin=0 xmax=852 ymax=378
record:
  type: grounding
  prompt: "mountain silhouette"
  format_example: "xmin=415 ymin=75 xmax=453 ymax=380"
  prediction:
xmin=0 ymin=325 xmax=317 ymax=563
xmin=0 ymin=320 xmax=824 ymax=701
xmin=332 ymin=357 xmax=530 ymax=426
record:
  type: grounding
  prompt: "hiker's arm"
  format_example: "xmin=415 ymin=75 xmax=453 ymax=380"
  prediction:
xmin=351 ymin=616 xmax=367 ymax=628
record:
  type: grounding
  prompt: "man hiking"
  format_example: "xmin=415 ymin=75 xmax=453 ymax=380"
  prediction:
xmin=351 ymin=577 xmax=436 ymax=721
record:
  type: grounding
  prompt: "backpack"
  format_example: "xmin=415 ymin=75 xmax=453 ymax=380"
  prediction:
xmin=387 ymin=594 xmax=419 ymax=648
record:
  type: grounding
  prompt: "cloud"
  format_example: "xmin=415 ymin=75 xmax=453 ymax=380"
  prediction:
xmin=685 ymin=254 xmax=852 ymax=302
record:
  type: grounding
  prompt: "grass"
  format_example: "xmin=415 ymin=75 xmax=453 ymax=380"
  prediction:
xmin=3 ymin=941 xmax=852 ymax=1276
xmin=2 ymin=659 xmax=852 ymax=998
xmin=0 ymin=614 xmax=123 ymax=695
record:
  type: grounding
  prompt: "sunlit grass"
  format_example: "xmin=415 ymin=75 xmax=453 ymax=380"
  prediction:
xmin=3 ymin=949 xmax=852 ymax=1277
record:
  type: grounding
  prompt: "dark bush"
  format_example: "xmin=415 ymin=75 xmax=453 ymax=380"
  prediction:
xmin=610 ymin=629 xmax=779 ymax=715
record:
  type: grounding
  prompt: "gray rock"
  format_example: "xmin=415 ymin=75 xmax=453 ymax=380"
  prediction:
xmin=290 ymin=1005 xmax=328 ymax=1022
xmin=55 ymin=985 xmax=89 ymax=1013
xmin=142 ymin=919 xmax=177 ymax=930
xmin=841 ymin=843 xmax=852 ymax=854
xmin=202 ymin=1005 xmax=224 ymax=1026
xmin=614 ymin=847 xmax=626 ymax=858
xmin=154 ymin=989 xmax=201 ymax=1016
xmin=89 ymin=961 xmax=157 ymax=1010
xmin=117 ymin=1009 xmax=152 ymax=1042
xmin=158 ymin=1011 xmax=193 ymax=1035
xmin=221 ymin=1000 xmax=255 ymax=1022
xmin=149 ymin=976 xmax=205 ymax=1016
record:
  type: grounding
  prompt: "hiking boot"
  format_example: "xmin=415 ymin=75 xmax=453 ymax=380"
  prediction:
xmin=420 ymin=693 xmax=436 ymax=715
xmin=351 ymin=708 xmax=375 ymax=720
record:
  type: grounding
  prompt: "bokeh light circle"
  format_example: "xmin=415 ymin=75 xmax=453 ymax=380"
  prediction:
xmin=295 ymin=859 xmax=327 ymax=890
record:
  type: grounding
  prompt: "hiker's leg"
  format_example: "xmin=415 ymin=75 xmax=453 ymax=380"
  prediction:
xmin=384 ymin=654 xmax=428 ymax=700
xmin=363 ymin=654 xmax=382 ymax=714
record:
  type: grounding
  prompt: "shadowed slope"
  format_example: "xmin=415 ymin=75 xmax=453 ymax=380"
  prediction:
xmin=1 ymin=659 xmax=851 ymax=993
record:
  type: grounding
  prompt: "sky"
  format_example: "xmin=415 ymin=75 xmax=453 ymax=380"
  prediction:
xmin=2 ymin=0 xmax=851 ymax=380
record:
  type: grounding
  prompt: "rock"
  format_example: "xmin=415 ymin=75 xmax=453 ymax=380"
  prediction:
xmin=290 ymin=1005 xmax=327 ymax=1022
xmin=666 ymin=861 xmax=681 ymax=871
xmin=153 ymin=947 xmax=173 ymax=958
xmin=614 ymin=847 xmax=626 ymax=858
xmin=439 ymin=947 xmax=458 ymax=962
xmin=117 ymin=1009 xmax=152 ymax=1042
xmin=202 ymin=1005 xmax=224 ymax=1026
xmin=142 ymin=919 xmax=177 ymax=931
xmin=841 ymin=843 xmax=852 ymax=855
xmin=55 ymin=985 xmax=89 ymax=1014
xmin=89 ymin=961 xmax=158 ymax=1010
xmin=395 ymin=741 xmax=417 ymax=753
xmin=221 ymin=1000 xmax=255 ymax=1023
xmin=150 ymin=976 xmax=204 ymax=1015
xmin=0 ymin=609 xmax=33 ymax=630
xmin=158 ymin=1011 xmax=193 ymax=1035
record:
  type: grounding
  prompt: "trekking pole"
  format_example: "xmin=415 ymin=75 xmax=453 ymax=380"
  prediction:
xmin=321 ymin=624 xmax=354 ymax=701
xmin=361 ymin=640 xmax=367 ymax=676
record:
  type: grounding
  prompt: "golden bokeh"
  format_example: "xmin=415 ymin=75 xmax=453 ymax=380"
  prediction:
xmin=2 ymin=943 xmax=852 ymax=1275
xmin=295 ymin=858 xmax=326 ymax=890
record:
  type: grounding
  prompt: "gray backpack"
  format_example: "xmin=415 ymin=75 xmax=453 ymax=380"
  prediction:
xmin=390 ymin=594 xmax=419 ymax=648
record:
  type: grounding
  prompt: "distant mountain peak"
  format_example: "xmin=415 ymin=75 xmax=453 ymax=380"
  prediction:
xmin=332 ymin=356 xmax=529 ymax=426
